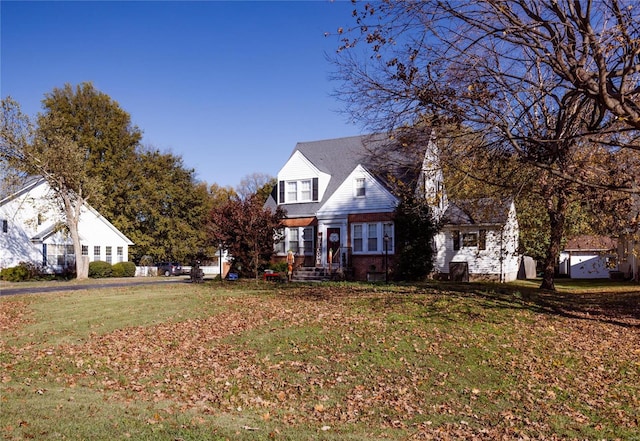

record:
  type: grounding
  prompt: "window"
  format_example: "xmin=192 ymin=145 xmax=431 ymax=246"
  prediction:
xmin=46 ymin=244 xmax=74 ymax=267
xmin=93 ymin=246 xmax=101 ymax=261
xmin=274 ymin=227 xmax=315 ymax=255
xmin=463 ymin=233 xmax=478 ymax=247
xmin=368 ymin=224 xmax=378 ymax=251
xmin=279 ymin=179 xmax=318 ymax=203
xmin=479 ymin=230 xmax=486 ymax=250
xmin=355 ymin=178 xmax=366 ymax=197
xmin=289 ymin=228 xmax=299 ymax=254
xmin=353 ymin=224 xmax=363 ymax=252
xmin=287 ymin=181 xmax=298 ymax=202
xmin=453 ymin=231 xmax=460 ymax=250
xmin=352 ymin=222 xmax=394 ymax=254
xmin=2 ymin=219 xmax=7 ymax=233
xmin=383 ymin=223 xmax=394 ymax=251
xmin=106 ymin=246 xmax=112 ymax=264
xmin=300 ymin=180 xmax=311 ymax=201
xmin=82 ymin=245 xmax=88 ymax=256
xmin=274 ymin=228 xmax=285 ymax=254
xmin=117 ymin=246 xmax=123 ymax=263
xmin=303 ymin=227 xmax=313 ymax=255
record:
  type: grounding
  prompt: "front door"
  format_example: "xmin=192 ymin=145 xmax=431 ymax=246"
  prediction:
xmin=327 ymin=228 xmax=341 ymax=265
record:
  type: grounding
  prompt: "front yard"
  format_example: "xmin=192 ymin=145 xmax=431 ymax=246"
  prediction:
xmin=1 ymin=280 xmax=638 ymax=440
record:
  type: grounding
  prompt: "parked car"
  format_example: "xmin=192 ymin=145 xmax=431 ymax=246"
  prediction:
xmin=156 ymin=262 xmax=183 ymax=276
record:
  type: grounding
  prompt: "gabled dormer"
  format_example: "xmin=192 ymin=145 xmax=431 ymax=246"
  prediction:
xmin=418 ymin=137 xmax=448 ymax=219
xmin=275 ymin=150 xmax=330 ymax=205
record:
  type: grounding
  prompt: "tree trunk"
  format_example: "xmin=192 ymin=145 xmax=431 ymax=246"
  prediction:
xmin=62 ymin=191 xmax=89 ymax=279
xmin=540 ymin=192 xmax=569 ymax=291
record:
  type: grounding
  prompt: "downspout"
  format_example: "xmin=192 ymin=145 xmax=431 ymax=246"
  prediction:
xmin=500 ymin=226 xmax=504 ymax=283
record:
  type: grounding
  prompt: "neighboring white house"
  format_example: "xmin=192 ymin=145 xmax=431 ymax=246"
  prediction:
xmin=0 ymin=178 xmax=134 ymax=273
xmin=434 ymin=198 xmax=520 ymax=283
xmin=266 ymin=134 xmax=520 ymax=282
xmin=558 ymin=235 xmax=618 ymax=279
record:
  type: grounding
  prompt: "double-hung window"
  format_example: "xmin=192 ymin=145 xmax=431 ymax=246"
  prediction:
xmin=355 ymin=178 xmax=366 ymax=197
xmin=279 ymin=178 xmax=318 ymax=204
xmin=275 ymin=227 xmax=315 ymax=255
xmin=352 ymin=222 xmax=394 ymax=254
xmin=287 ymin=181 xmax=298 ymax=202
xmin=289 ymin=228 xmax=299 ymax=254
xmin=367 ymin=224 xmax=378 ymax=252
xmin=300 ymin=180 xmax=312 ymax=201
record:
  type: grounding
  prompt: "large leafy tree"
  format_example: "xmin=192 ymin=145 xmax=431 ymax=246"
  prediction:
xmin=333 ymin=0 xmax=640 ymax=290
xmin=123 ymin=147 xmax=213 ymax=263
xmin=39 ymin=83 xmax=142 ymax=223
xmin=209 ymin=194 xmax=285 ymax=279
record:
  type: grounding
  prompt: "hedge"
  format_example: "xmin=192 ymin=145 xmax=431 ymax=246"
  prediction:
xmin=112 ymin=261 xmax=136 ymax=277
xmin=88 ymin=261 xmax=112 ymax=278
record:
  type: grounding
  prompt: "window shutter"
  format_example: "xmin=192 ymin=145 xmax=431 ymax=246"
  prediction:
xmin=279 ymin=181 xmax=285 ymax=203
xmin=312 ymin=178 xmax=318 ymax=201
xmin=453 ymin=230 xmax=460 ymax=251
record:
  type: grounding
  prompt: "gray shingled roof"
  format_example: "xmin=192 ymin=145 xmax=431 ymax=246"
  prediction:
xmin=266 ymin=134 xmax=426 ymax=217
xmin=267 ymin=134 xmax=395 ymax=217
xmin=443 ymin=198 xmax=513 ymax=226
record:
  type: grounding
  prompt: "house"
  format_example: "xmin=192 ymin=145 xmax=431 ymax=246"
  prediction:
xmin=266 ymin=134 xmax=520 ymax=282
xmin=558 ymin=235 xmax=618 ymax=279
xmin=0 ymin=178 xmax=133 ymax=273
xmin=435 ymin=198 xmax=520 ymax=282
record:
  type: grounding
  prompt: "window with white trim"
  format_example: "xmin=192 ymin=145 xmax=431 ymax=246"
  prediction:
xmin=93 ymin=246 xmax=101 ymax=261
xmin=117 ymin=246 xmax=124 ymax=262
xmin=285 ymin=179 xmax=312 ymax=203
xmin=275 ymin=227 xmax=315 ymax=255
xmin=355 ymin=178 xmax=366 ymax=197
xmin=106 ymin=246 xmax=112 ymax=264
xmin=287 ymin=181 xmax=298 ymax=202
xmin=274 ymin=228 xmax=285 ymax=254
xmin=351 ymin=222 xmax=394 ymax=254
xmin=289 ymin=228 xmax=299 ymax=254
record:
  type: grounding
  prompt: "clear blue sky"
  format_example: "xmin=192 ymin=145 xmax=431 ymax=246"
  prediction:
xmin=1 ymin=0 xmax=363 ymax=188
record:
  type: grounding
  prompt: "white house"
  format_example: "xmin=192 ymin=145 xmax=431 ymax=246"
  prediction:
xmin=266 ymin=134 xmax=520 ymax=282
xmin=434 ymin=198 xmax=520 ymax=282
xmin=0 ymin=178 xmax=134 ymax=273
xmin=558 ymin=235 xmax=618 ymax=279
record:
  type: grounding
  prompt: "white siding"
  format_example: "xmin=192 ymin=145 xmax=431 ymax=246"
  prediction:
xmin=317 ymin=165 xmax=397 ymax=217
xmin=434 ymin=202 xmax=520 ymax=282
xmin=277 ymin=151 xmax=330 ymax=203
xmin=0 ymin=180 xmax=133 ymax=272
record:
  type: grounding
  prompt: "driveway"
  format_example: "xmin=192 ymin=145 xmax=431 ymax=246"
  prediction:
xmin=0 ymin=277 xmax=190 ymax=297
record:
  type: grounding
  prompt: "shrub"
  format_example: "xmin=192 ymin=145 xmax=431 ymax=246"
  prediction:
xmin=89 ymin=261 xmax=112 ymax=278
xmin=112 ymin=261 xmax=136 ymax=277
xmin=269 ymin=261 xmax=289 ymax=273
xmin=0 ymin=261 xmax=43 ymax=282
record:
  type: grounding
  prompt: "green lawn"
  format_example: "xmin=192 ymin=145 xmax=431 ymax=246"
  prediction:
xmin=1 ymin=280 xmax=639 ymax=440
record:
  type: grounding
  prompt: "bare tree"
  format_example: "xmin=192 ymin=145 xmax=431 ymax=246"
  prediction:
xmin=332 ymin=0 xmax=640 ymax=290
xmin=236 ymin=172 xmax=276 ymax=202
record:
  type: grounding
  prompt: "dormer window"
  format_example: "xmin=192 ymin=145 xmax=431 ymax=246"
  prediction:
xmin=278 ymin=178 xmax=319 ymax=204
xmin=355 ymin=178 xmax=366 ymax=197
xmin=287 ymin=181 xmax=298 ymax=202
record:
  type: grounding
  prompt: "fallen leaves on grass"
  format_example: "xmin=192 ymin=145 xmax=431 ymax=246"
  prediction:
xmin=2 ymin=284 xmax=639 ymax=439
